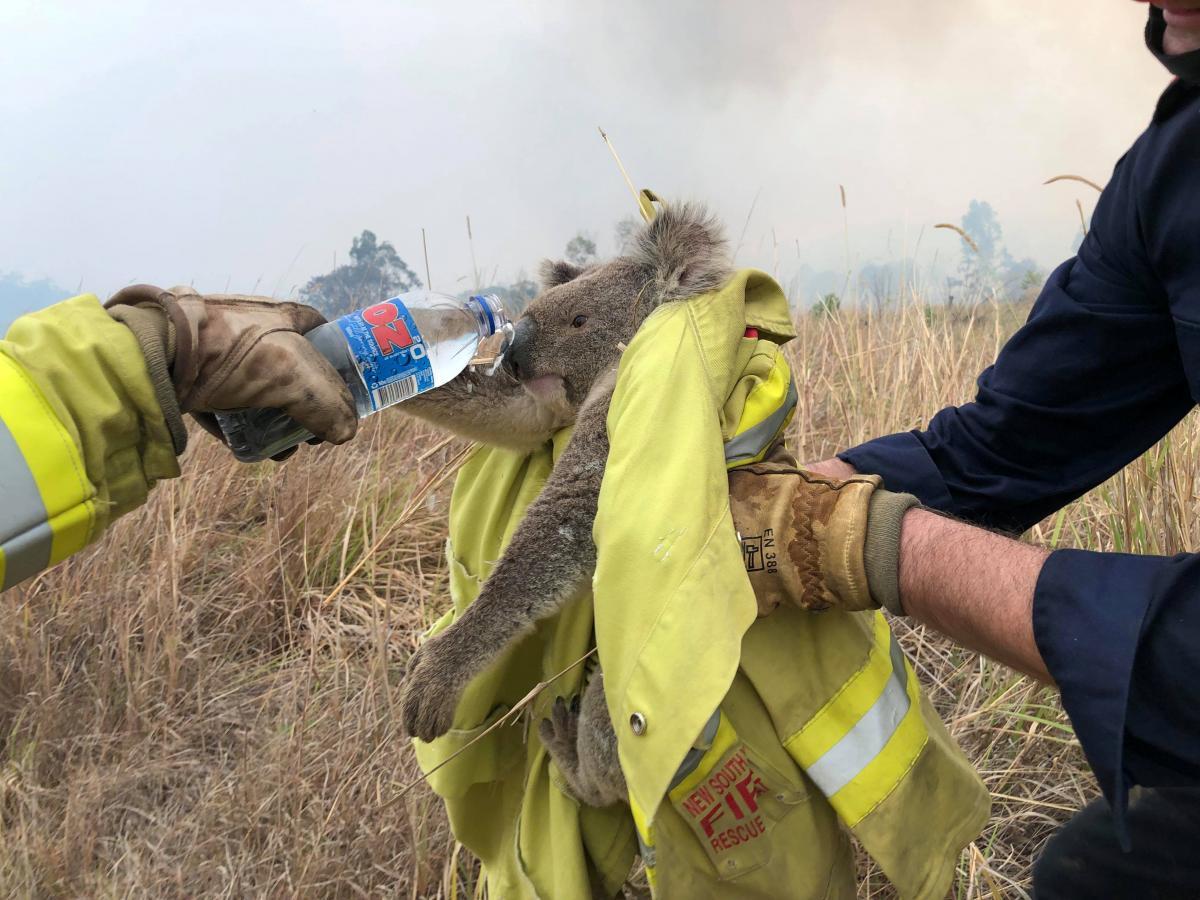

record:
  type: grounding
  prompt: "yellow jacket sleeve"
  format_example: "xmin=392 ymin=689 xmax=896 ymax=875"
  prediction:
xmin=0 ymin=295 xmax=180 ymax=591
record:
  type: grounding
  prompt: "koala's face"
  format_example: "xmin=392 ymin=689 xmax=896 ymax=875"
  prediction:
xmin=506 ymin=259 xmax=648 ymax=410
xmin=506 ymin=204 xmax=731 ymax=414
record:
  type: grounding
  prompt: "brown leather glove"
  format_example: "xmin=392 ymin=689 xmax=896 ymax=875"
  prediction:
xmin=106 ymin=285 xmax=357 ymax=458
xmin=728 ymin=445 xmax=918 ymax=616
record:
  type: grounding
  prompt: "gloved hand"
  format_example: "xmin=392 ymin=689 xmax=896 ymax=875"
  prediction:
xmin=728 ymin=444 xmax=918 ymax=616
xmin=106 ymin=284 xmax=357 ymax=459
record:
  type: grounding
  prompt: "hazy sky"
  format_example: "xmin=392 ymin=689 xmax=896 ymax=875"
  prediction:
xmin=1 ymin=0 xmax=1171 ymax=307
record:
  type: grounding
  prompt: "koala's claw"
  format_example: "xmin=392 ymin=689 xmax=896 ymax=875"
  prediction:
xmin=401 ymin=640 xmax=466 ymax=742
xmin=539 ymin=695 xmax=581 ymax=767
xmin=539 ymin=689 xmax=627 ymax=808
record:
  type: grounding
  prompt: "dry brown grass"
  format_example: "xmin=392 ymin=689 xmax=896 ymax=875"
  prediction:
xmin=4 ymin=296 xmax=1190 ymax=897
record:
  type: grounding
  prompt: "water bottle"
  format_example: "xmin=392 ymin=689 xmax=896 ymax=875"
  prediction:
xmin=216 ymin=291 xmax=512 ymax=462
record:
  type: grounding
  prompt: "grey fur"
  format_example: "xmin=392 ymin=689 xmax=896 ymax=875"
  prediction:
xmin=630 ymin=202 xmax=729 ymax=303
xmin=401 ymin=366 xmax=573 ymax=452
xmin=400 ymin=204 xmax=731 ymax=807
xmin=539 ymin=673 xmax=628 ymax=807
xmin=538 ymin=258 xmax=590 ymax=288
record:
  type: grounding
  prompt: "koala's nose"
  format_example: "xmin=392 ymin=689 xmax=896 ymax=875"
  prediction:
xmin=506 ymin=317 xmax=537 ymax=380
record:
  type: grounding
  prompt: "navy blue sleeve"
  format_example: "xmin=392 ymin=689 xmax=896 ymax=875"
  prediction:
xmin=841 ymin=87 xmax=1200 ymax=815
xmin=840 ymin=144 xmax=1192 ymax=531
xmin=1035 ymin=550 xmax=1200 ymax=820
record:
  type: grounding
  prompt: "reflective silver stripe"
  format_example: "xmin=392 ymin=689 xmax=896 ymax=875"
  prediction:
xmin=1 ymin=521 xmax=54 ymax=590
xmin=668 ymin=708 xmax=722 ymax=791
xmin=0 ymin=417 xmax=48 ymax=542
xmin=0 ymin=417 xmax=53 ymax=590
xmin=637 ymin=831 xmax=657 ymax=870
xmin=724 ymin=378 xmax=798 ymax=464
xmin=805 ymin=637 xmax=911 ymax=798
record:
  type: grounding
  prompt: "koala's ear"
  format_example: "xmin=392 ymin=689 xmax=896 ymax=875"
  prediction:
xmin=631 ymin=203 xmax=731 ymax=304
xmin=538 ymin=259 xmax=587 ymax=289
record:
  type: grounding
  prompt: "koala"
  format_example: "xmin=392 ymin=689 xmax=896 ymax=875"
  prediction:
xmin=400 ymin=204 xmax=731 ymax=808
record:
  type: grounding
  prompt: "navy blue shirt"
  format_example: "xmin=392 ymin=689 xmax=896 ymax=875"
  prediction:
xmin=840 ymin=80 xmax=1200 ymax=815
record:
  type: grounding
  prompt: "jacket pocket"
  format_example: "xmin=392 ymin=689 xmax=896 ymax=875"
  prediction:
xmin=665 ymin=711 xmax=810 ymax=882
xmin=412 ymin=702 xmax=525 ymax=799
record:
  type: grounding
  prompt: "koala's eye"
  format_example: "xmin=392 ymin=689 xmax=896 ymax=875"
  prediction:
xmin=571 ymin=315 xmax=588 ymax=328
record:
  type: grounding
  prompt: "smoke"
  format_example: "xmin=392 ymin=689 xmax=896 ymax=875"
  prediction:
xmin=0 ymin=0 xmax=1168 ymax=304
xmin=535 ymin=1 xmax=983 ymax=104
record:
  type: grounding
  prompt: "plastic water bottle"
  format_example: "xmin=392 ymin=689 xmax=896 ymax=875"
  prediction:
xmin=216 ymin=291 xmax=512 ymax=462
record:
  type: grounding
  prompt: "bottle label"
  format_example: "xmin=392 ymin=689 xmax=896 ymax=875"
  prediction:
xmin=335 ymin=298 xmax=435 ymax=411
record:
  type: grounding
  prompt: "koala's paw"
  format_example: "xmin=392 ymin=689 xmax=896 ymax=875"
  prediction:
xmin=538 ymin=695 xmax=582 ymax=770
xmin=401 ymin=637 xmax=469 ymax=742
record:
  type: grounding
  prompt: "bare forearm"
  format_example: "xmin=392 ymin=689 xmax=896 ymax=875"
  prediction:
xmin=898 ymin=508 xmax=1051 ymax=681
xmin=807 ymin=457 xmax=1051 ymax=681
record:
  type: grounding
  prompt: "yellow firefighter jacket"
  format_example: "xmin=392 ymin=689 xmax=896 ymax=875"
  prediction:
xmin=412 ymin=270 xmax=989 ymax=899
xmin=0 ymin=296 xmax=179 ymax=591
